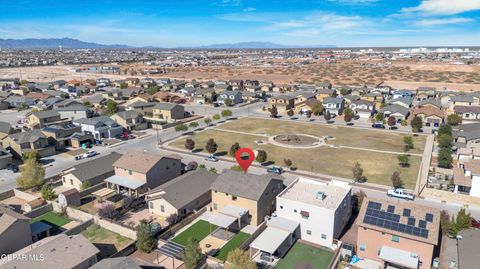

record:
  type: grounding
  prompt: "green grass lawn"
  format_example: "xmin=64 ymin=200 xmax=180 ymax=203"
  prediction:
xmin=276 ymin=242 xmax=334 ymax=269
xmin=171 ymin=220 xmax=217 ymax=246
xmin=171 ymin=128 xmax=422 ymax=189
xmin=81 ymin=224 xmax=133 ymax=259
xmin=30 ymin=212 xmax=71 ymax=234
xmin=214 ymin=232 xmax=250 ymax=261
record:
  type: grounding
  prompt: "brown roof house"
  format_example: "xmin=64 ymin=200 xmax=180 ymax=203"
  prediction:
xmin=0 ymin=205 xmax=32 ymax=255
xmin=111 ymin=111 xmax=148 ymax=131
xmin=105 ymin=151 xmax=182 ymax=198
xmin=145 ymin=169 xmax=218 ymax=218
xmin=412 ymin=106 xmax=445 ymax=128
xmin=356 ymin=198 xmax=440 ymax=269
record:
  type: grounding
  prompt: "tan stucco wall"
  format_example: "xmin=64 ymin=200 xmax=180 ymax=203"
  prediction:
xmin=357 ymin=227 xmax=435 ymax=269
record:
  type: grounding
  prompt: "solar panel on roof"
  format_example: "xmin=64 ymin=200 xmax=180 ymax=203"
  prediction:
xmin=387 ymin=205 xmax=395 ymax=213
xmin=419 ymin=220 xmax=427 ymax=229
xmin=403 ymin=208 xmax=411 ymax=217
xmin=426 ymin=213 xmax=434 ymax=222
xmin=408 ymin=217 xmax=416 ymax=226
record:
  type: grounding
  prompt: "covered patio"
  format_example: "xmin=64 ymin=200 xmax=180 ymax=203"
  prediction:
xmin=378 ymin=246 xmax=419 ymax=269
xmin=105 ymin=175 xmax=146 ymax=198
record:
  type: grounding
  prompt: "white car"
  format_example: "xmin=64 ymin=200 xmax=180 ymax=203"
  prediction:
xmin=205 ymin=155 xmax=219 ymax=162
xmin=387 ymin=188 xmax=415 ymax=201
xmin=83 ymin=150 xmax=97 ymax=158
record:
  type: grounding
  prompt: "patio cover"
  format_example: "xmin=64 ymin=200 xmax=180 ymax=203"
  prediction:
xmin=30 ymin=221 xmax=52 ymax=235
xmin=379 ymin=246 xmax=419 ymax=269
xmin=208 ymin=213 xmax=237 ymax=229
xmin=250 ymin=227 xmax=290 ymax=254
xmin=92 ymin=188 xmax=115 ymax=198
xmin=220 ymin=205 xmax=248 ymax=218
xmin=105 ymin=175 xmax=146 ymax=190
xmin=267 ymin=216 xmax=300 ymax=233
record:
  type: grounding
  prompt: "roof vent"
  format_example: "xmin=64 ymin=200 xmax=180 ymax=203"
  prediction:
xmin=315 ymin=191 xmax=326 ymax=200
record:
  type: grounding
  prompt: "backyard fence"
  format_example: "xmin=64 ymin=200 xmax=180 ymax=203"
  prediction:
xmin=24 ymin=203 xmax=53 ymax=218
xmin=158 ymin=206 xmax=208 ymax=240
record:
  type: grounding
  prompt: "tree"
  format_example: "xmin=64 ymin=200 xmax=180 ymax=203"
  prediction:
xmin=438 ymin=148 xmax=453 ymax=168
xmin=204 ymin=117 xmax=212 ymax=126
xmin=310 ymin=101 xmax=324 ymax=116
xmin=437 ymin=134 xmax=452 ymax=149
xmin=208 ymin=167 xmax=217 ymax=173
xmin=455 ymin=208 xmax=471 ymax=231
xmin=205 ymin=138 xmax=218 ymax=154
xmin=16 ymin=158 xmax=45 ymax=189
xmin=185 ymin=138 xmax=195 ymax=151
xmin=221 ymin=109 xmax=233 ymax=118
xmin=391 ymin=171 xmax=403 ymax=188
xmin=147 ymin=86 xmax=160 ymax=95
xmin=387 ymin=116 xmax=396 ymax=128
xmin=83 ymin=100 xmax=93 ymax=108
xmin=353 ymin=190 xmax=366 ymax=213
xmin=22 ymin=150 xmax=40 ymax=162
xmin=397 ymin=154 xmax=410 ymax=167
xmin=182 ymin=238 xmax=203 ymax=269
xmin=438 ymin=124 xmax=453 ymax=137
xmin=256 ymin=150 xmax=267 ymax=163
xmin=375 ymin=113 xmax=384 ymax=122
xmin=41 ymin=184 xmax=56 ymax=201
xmin=175 ymin=124 xmax=188 ymax=132
xmin=287 ymin=109 xmax=294 ymax=117
xmin=268 ymin=105 xmax=278 ymax=118
xmin=447 ymin=114 xmax=462 ymax=126
xmin=283 ymin=158 xmax=292 ymax=168
xmin=213 ymin=114 xmax=221 ymax=121
xmin=340 ymin=88 xmax=350 ymax=96
xmin=166 ymin=213 xmax=179 ymax=225
xmin=343 ymin=108 xmax=354 ymax=124
xmin=136 ymin=219 xmax=156 ymax=253
xmin=97 ymin=202 xmax=116 ymax=219
xmin=411 ymin=116 xmax=423 ymax=132
xmin=189 ymin=121 xmax=199 ymax=128
xmin=119 ymin=82 xmax=128 ymax=89
xmin=229 ymin=142 xmax=240 ymax=157
xmin=225 ymin=249 xmax=256 ymax=269
xmin=104 ymin=100 xmax=118 ymax=116
xmin=440 ymin=210 xmax=451 ymax=235
xmin=198 ymin=164 xmax=206 ymax=169
xmin=122 ymin=196 xmax=134 ymax=211
xmin=324 ymin=111 xmax=331 ymax=122
xmin=230 ymin=165 xmax=243 ymax=172
xmin=224 ymin=98 xmax=233 ymax=107
xmin=352 ymin=162 xmax=364 ymax=182
xmin=81 ymin=181 xmax=92 ymax=190
xmin=403 ymin=136 xmax=414 ymax=151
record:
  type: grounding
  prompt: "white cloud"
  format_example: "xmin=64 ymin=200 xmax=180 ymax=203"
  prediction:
xmin=402 ymin=0 xmax=480 ymax=15
xmin=217 ymin=0 xmax=242 ymax=7
xmin=415 ymin=17 xmax=474 ymax=26
xmin=242 ymin=7 xmax=256 ymax=12
xmin=267 ymin=13 xmax=367 ymax=33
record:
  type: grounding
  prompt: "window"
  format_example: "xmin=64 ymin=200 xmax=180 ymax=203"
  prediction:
xmin=213 ymin=203 xmax=217 ymax=210
xmin=70 ymin=179 xmax=73 ymax=185
xmin=232 ymin=196 xmax=237 ymax=201
xmin=149 ymin=202 xmax=154 ymax=209
xmin=128 ymin=170 xmax=132 ymax=175
xmin=359 ymin=244 xmax=366 ymax=251
xmin=391 ymin=235 xmax=400 ymax=243
xmin=321 ymin=234 xmax=327 ymax=240
xmin=62 ymin=177 xmax=65 ymax=183
xmin=160 ymin=205 xmax=164 ymax=212
xmin=306 ymin=230 xmax=312 ymax=235
xmin=294 ymin=209 xmax=297 ymax=213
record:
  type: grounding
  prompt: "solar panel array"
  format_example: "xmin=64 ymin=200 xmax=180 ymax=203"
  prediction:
xmin=364 ymin=201 xmax=429 ymax=239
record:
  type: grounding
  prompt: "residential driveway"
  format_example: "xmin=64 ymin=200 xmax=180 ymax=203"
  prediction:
xmin=0 ymin=169 xmax=19 ymax=193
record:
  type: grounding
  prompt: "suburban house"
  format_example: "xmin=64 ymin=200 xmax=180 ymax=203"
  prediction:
xmin=209 ymin=170 xmax=284 ymax=226
xmin=145 ymin=169 xmax=218 ymax=218
xmin=90 ymin=257 xmax=142 ymax=269
xmin=216 ymin=90 xmax=243 ymax=105
xmin=41 ymin=124 xmax=92 ymax=150
xmin=0 ymin=146 xmax=13 ymax=169
xmin=2 ymin=130 xmax=56 ymax=157
xmin=416 ymin=99 xmax=442 ymax=110
xmin=449 ymin=96 xmax=475 ymax=111
xmin=349 ymin=100 xmax=376 ymax=119
xmin=269 ymin=94 xmax=295 ymax=112
xmin=315 ymin=89 xmax=336 ymax=101
xmin=0 ymin=121 xmax=12 ymax=140
xmin=415 ymin=87 xmax=436 ymax=102
xmin=454 ymin=106 xmax=480 ymax=121
xmin=453 ymin=123 xmax=480 ymax=148
xmin=125 ymin=101 xmax=157 ymax=115
xmin=379 ymin=104 xmax=410 ymax=122
xmin=61 ymin=152 xmax=122 ymax=190
xmin=105 ymin=151 xmax=182 ymax=197
xmin=388 ymin=98 xmax=413 ymax=108
xmin=361 ymin=92 xmax=384 ymax=106
xmin=194 ymin=88 xmax=216 ymax=104
xmin=393 ymin=90 xmax=414 ymax=100
xmin=151 ymin=103 xmax=185 ymax=121
xmin=323 ymin=97 xmax=345 ymax=116
xmin=356 ymin=198 xmax=440 ymax=269
xmin=0 ymin=234 xmax=99 ymax=269
xmin=4 ymin=95 xmax=37 ymax=107
xmin=56 ymin=104 xmax=93 ymax=121
xmin=0 ymin=205 xmax=32 ymax=255
xmin=27 ymin=110 xmax=64 ymax=128
xmin=111 ymin=111 xmax=148 ymax=131
xmin=73 ymin=116 xmax=123 ymax=141
xmin=412 ymin=106 xmax=445 ymax=128
xmin=453 ymin=159 xmax=480 ymax=197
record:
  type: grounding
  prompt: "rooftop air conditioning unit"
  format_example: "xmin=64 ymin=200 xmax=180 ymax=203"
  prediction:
xmin=316 ymin=191 xmax=326 ymax=200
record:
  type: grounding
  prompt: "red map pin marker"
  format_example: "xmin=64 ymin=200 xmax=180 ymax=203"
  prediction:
xmin=235 ymin=148 xmax=255 ymax=173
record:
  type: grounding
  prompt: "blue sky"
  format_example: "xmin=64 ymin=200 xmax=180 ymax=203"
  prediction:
xmin=0 ymin=0 xmax=479 ymax=47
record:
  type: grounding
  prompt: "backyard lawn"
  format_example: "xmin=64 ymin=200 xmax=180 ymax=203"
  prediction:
xmin=81 ymin=224 xmax=133 ymax=259
xmin=171 ymin=126 xmax=422 ymax=189
xmin=214 ymin=232 xmax=250 ymax=261
xmin=276 ymin=242 xmax=334 ymax=269
xmin=171 ymin=220 xmax=218 ymax=246
xmin=30 ymin=212 xmax=71 ymax=234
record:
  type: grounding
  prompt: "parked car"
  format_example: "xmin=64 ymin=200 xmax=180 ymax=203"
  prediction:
xmin=83 ymin=150 xmax=97 ymax=158
xmin=471 ymin=218 xmax=480 ymax=229
xmin=267 ymin=166 xmax=283 ymax=174
xmin=387 ymin=188 xmax=415 ymax=200
xmin=205 ymin=155 xmax=218 ymax=162
xmin=372 ymin=122 xmax=385 ymax=129
xmin=6 ymin=164 xmax=18 ymax=173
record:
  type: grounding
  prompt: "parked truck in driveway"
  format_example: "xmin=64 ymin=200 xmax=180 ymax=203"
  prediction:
xmin=387 ymin=188 xmax=415 ymax=200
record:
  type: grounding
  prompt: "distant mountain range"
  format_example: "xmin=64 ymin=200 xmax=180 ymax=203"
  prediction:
xmin=0 ymin=38 xmax=335 ymax=49
xmin=0 ymin=38 xmax=131 ymax=49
